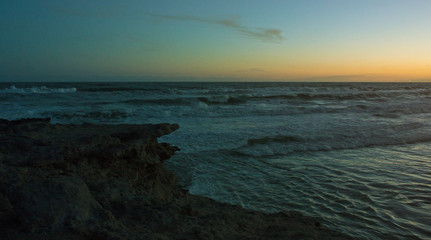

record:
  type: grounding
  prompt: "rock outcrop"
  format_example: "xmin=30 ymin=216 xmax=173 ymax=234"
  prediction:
xmin=0 ymin=118 xmax=355 ymax=240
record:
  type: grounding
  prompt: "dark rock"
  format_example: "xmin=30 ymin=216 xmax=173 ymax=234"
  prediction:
xmin=11 ymin=175 xmax=103 ymax=233
xmin=0 ymin=118 xmax=356 ymax=240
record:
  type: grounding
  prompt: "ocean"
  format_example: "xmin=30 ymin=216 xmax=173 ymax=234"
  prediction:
xmin=1 ymin=82 xmax=430 ymax=240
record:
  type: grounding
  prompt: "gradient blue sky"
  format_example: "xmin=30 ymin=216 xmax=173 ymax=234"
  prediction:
xmin=1 ymin=0 xmax=431 ymax=81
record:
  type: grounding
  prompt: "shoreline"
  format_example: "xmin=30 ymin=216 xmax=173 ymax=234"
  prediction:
xmin=0 ymin=118 xmax=356 ymax=239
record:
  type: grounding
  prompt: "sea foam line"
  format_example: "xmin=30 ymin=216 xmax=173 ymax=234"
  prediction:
xmin=0 ymin=85 xmax=77 ymax=94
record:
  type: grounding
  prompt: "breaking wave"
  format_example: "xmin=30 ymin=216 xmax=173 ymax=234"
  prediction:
xmin=49 ymin=110 xmax=134 ymax=122
xmin=236 ymin=122 xmax=430 ymax=157
xmin=0 ymin=85 xmax=77 ymax=94
xmin=2 ymin=82 xmax=431 ymax=240
xmin=118 ymin=90 xmax=431 ymax=108
xmin=122 ymin=98 xmax=189 ymax=106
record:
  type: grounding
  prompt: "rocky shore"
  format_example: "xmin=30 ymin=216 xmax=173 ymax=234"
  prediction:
xmin=0 ymin=118 xmax=355 ymax=240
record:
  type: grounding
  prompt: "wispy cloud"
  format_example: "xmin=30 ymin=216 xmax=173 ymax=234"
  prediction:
xmin=39 ymin=1 xmax=283 ymax=42
xmin=149 ymin=14 xmax=282 ymax=42
xmin=249 ymin=67 xmax=266 ymax=72
xmin=235 ymin=67 xmax=267 ymax=75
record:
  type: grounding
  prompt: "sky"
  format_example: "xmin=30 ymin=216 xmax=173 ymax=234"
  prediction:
xmin=1 ymin=0 xmax=431 ymax=82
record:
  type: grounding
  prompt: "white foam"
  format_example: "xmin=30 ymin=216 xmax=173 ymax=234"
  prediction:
xmin=196 ymin=101 xmax=208 ymax=109
xmin=0 ymin=85 xmax=77 ymax=94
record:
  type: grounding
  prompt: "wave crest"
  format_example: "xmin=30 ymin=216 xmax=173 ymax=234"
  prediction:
xmin=0 ymin=85 xmax=77 ymax=94
xmin=247 ymin=135 xmax=302 ymax=145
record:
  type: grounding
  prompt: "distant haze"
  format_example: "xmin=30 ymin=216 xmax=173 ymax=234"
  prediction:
xmin=1 ymin=0 xmax=431 ymax=82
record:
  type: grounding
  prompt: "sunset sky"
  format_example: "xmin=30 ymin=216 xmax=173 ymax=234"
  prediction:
xmin=1 ymin=0 xmax=431 ymax=81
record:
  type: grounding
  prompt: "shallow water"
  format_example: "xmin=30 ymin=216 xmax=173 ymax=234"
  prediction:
xmin=1 ymin=82 xmax=430 ymax=239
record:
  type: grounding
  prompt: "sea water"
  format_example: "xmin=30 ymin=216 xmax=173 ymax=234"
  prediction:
xmin=1 ymin=82 xmax=430 ymax=240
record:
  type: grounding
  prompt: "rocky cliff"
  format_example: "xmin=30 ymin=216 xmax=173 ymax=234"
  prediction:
xmin=0 ymin=118 xmax=355 ymax=240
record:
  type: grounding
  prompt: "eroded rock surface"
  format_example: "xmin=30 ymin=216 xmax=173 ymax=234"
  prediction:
xmin=0 ymin=118 xmax=355 ymax=240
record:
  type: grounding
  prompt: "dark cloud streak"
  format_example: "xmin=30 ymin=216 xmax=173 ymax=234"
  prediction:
xmin=38 ymin=1 xmax=283 ymax=42
xmin=149 ymin=14 xmax=282 ymax=42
